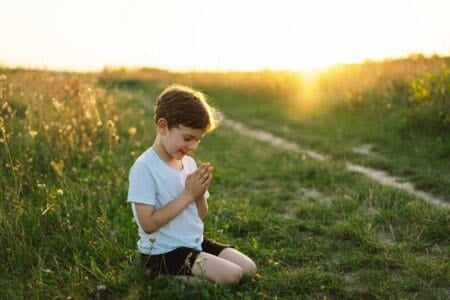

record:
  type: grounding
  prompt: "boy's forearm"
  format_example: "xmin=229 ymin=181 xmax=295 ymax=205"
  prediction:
xmin=195 ymin=196 xmax=208 ymax=219
xmin=147 ymin=192 xmax=194 ymax=232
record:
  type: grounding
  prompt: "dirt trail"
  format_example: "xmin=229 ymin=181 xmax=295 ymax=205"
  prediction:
xmin=224 ymin=119 xmax=449 ymax=209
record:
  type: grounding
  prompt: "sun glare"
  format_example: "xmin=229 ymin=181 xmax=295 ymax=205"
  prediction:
xmin=0 ymin=0 xmax=449 ymax=72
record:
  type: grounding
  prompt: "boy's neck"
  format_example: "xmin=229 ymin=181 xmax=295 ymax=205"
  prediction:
xmin=152 ymin=136 xmax=183 ymax=170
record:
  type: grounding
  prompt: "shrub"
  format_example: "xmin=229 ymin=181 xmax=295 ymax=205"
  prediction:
xmin=405 ymin=69 xmax=450 ymax=133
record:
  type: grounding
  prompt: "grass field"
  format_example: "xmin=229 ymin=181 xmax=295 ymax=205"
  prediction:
xmin=1 ymin=56 xmax=449 ymax=299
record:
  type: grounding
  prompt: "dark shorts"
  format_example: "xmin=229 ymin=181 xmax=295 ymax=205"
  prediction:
xmin=140 ymin=237 xmax=233 ymax=278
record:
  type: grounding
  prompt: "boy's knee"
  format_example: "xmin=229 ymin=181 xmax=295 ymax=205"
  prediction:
xmin=243 ymin=260 xmax=257 ymax=277
xmin=217 ymin=266 xmax=243 ymax=285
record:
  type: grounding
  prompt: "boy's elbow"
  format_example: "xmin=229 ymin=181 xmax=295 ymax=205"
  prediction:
xmin=134 ymin=204 xmax=160 ymax=233
xmin=142 ymin=226 xmax=155 ymax=234
xmin=141 ymin=219 xmax=160 ymax=234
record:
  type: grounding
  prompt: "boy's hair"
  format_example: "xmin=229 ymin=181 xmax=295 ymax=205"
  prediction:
xmin=154 ymin=84 xmax=221 ymax=132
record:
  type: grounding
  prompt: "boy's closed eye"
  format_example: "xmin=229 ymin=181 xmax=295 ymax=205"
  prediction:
xmin=183 ymin=136 xmax=201 ymax=143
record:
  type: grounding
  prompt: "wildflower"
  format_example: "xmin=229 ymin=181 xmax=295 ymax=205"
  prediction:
xmin=128 ymin=127 xmax=137 ymax=136
xmin=57 ymin=189 xmax=64 ymax=195
xmin=50 ymin=160 xmax=64 ymax=177
xmin=29 ymin=130 xmax=38 ymax=138
xmin=107 ymin=120 xmax=115 ymax=128
xmin=97 ymin=285 xmax=107 ymax=291
xmin=52 ymin=98 xmax=63 ymax=111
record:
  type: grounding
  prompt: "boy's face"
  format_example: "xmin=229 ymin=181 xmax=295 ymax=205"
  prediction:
xmin=159 ymin=121 xmax=206 ymax=160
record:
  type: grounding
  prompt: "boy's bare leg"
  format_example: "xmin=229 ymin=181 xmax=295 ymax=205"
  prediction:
xmin=218 ymin=248 xmax=257 ymax=277
xmin=191 ymin=252 xmax=243 ymax=285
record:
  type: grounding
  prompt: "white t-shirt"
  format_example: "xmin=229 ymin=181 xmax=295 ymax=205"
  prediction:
xmin=127 ymin=147 xmax=207 ymax=255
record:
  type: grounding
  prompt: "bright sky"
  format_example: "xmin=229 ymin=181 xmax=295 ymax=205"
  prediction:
xmin=0 ymin=0 xmax=449 ymax=72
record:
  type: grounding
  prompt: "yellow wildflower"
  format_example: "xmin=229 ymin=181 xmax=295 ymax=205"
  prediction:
xmin=128 ymin=127 xmax=137 ymax=136
xmin=52 ymin=98 xmax=63 ymax=111
xmin=50 ymin=160 xmax=64 ymax=177
xmin=29 ymin=130 xmax=38 ymax=138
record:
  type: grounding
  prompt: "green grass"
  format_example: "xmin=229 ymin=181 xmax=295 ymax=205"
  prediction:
xmin=1 ymin=64 xmax=449 ymax=299
xmin=200 ymin=83 xmax=450 ymax=200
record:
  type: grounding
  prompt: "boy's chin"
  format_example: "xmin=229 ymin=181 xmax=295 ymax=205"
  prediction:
xmin=174 ymin=151 xmax=187 ymax=159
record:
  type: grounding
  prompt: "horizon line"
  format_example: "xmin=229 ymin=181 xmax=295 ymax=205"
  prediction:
xmin=1 ymin=52 xmax=449 ymax=74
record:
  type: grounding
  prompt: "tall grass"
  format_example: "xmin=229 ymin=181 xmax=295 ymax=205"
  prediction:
xmin=313 ymin=55 xmax=450 ymax=134
xmin=0 ymin=70 xmax=138 ymax=298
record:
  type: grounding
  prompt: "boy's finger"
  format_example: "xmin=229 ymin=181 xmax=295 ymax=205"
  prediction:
xmin=194 ymin=167 xmax=206 ymax=177
xmin=204 ymin=175 xmax=212 ymax=186
xmin=201 ymin=173 xmax=210 ymax=182
xmin=201 ymin=173 xmax=211 ymax=184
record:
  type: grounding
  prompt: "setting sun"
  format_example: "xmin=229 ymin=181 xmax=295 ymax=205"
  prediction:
xmin=1 ymin=0 xmax=449 ymax=71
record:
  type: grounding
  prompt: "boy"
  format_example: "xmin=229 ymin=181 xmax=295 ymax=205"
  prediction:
xmin=127 ymin=84 xmax=256 ymax=284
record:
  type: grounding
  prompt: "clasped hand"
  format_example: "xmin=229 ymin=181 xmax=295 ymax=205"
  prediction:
xmin=184 ymin=163 xmax=213 ymax=201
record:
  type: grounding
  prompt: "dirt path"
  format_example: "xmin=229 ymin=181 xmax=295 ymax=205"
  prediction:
xmin=224 ymin=119 xmax=449 ymax=209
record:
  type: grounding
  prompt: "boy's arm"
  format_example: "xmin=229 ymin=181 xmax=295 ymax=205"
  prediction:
xmin=135 ymin=165 xmax=211 ymax=233
xmin=134 ymin=191 xmax=195 ymax=233
xmin=195 ymin=195 xmax=208 ymax=220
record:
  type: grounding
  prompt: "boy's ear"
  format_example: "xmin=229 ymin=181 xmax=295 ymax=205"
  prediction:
xmin=156 ymin=118 xmax=169 ymax=134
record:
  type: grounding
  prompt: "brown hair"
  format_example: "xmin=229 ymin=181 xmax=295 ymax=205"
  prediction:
xmin=154 ymin=84 xmax=220 ymax=132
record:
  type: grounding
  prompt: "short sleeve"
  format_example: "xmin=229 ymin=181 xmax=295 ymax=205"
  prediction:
xmin=127 ymin=162 xmax=157 ymax=205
